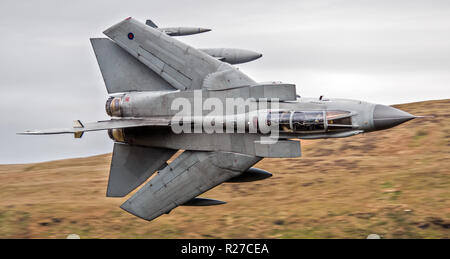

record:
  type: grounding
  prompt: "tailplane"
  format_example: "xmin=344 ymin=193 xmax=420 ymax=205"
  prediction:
xmin=90 ymin=38 xmax=175 ymax=93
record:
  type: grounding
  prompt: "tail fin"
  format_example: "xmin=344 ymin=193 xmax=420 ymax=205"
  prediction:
xmin=107 ymin=143 xmax=177 ymax=197
xmin=90 ymin=38 xmax=175 ymax=93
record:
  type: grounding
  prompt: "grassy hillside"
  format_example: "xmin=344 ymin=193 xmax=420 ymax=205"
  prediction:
xmin=0 ymin=99 xmax=448 ymax=238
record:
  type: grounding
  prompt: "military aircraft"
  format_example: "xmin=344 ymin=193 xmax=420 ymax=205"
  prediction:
xmin=19 ymin=17 xmax=417 ymax=221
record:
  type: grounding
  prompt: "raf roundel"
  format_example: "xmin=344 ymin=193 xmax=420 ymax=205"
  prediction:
xmin=127 ymin=32 xmax=134 ymax=40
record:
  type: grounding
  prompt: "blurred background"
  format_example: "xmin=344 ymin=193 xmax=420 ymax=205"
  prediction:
xmin=0 ymin=0 xmax=450 ymax=163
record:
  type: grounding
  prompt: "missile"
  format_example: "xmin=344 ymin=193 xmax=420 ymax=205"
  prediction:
xmin=199 ymin=48 xmax=263 ymax=64
xmin=145 ymin=19 xmax=261 ymax=64
xmin=146 ymin=19 xmax=211 ymax=36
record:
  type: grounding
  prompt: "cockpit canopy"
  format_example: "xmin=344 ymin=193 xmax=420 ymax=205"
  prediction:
xmin=267 ymin=110 xmax=353 ymax=133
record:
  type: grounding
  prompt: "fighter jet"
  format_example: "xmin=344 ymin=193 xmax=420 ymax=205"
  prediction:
xmin=19 ymin=17 xmax=417 ymax=221
xmin=145 ymin=19 xmax=263 ymax=64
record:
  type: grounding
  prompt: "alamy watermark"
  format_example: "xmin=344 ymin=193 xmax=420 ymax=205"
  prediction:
xmin=170 ymin=90 xmax=281 ymax=143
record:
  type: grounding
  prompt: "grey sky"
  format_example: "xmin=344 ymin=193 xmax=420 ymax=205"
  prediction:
xmin=1 ymin=0 xmax=449 ymax=163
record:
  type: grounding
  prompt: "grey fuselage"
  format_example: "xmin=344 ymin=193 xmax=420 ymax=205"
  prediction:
xmin=106 ymin=88 xmax=415 ymax=157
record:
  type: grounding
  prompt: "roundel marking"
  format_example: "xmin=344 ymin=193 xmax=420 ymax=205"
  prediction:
xmin=127 ymin=32 xmax=134 ymax=40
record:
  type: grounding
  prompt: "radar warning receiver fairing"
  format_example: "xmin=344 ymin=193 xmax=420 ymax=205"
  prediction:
xmin=19 ymin=18 xmax=417 ymax=221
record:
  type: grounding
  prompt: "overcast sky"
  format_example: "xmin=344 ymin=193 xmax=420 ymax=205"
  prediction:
xmin=1 ymin=0 xmax=449 ymax=163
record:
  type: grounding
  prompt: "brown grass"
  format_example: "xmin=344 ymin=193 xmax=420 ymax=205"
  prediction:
xmin=0 ymin=99 xmax=449 ymax=238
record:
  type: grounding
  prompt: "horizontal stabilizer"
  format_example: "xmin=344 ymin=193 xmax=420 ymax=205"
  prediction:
xmin=90 ymin=38 xmax=174 ymax=93
xmin=107 ymin=143 xmax=177 ymax=197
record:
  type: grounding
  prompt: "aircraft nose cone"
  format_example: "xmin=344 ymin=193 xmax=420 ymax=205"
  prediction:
xmin=373 ymin=105 xmax=416 ymax=130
